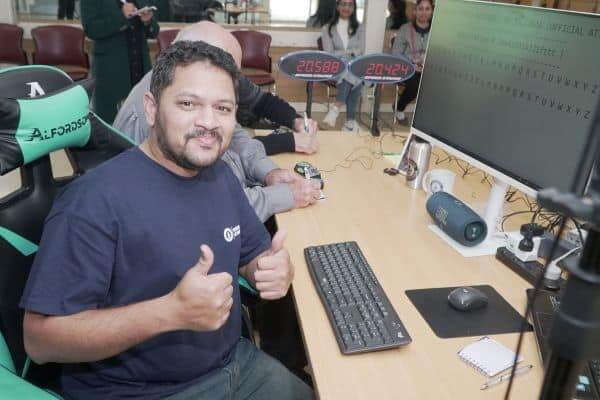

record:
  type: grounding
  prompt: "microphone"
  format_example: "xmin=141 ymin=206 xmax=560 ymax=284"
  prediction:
xmin=426 ymin=192 xmax=487 ymax=247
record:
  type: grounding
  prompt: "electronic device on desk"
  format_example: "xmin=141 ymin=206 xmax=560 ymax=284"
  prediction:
xmin=403 ymin=0 xmax=599 ymax=257
xmin=294 ymin=161 xmax=324 ymax=189
xmin=447 ymin=286 xmax=489 ymax=311
xmin=304 ymin=241 xmax=411 ymax=354
xmin=528 ymin=289 xmax=600 ymax=399
xmin=426 ymin=191 xmax=487 ymax=247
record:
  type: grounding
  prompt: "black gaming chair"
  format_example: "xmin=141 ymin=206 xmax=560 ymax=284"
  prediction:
xmin=0 ymin=65 xmax=134 ymax=396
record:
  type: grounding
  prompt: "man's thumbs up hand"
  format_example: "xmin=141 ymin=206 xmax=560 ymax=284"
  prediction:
xmin=168 ymin=245 xmax=233 ymax=332
xmin=254 ymin=230 xmax=294 ymax=300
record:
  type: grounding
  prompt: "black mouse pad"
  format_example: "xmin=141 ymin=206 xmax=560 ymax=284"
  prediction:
xmin=405 ymin=285 xmax=532 ymax=338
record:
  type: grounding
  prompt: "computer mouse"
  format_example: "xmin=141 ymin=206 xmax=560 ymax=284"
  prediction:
xmin=448 ymin=287 xmax=489 ymax=311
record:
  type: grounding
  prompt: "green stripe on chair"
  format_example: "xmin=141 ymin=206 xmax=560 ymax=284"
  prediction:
xmin=0 ymin=332 xmax=16 ymax=374
xmin=0 ymin=226 xmax=38 ymax=256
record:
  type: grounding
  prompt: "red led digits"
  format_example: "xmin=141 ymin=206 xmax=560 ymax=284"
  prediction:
xmin=331 ymin=61 xmax=340 ymax=73
xmin=297 ymin=60 xmax=305 ymax=73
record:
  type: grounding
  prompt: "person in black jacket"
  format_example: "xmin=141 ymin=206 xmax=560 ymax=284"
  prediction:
xmin=80 ymin=0 xmax=160 ymax=123
xmin=58 ymin=0 xmax=75 ymax=19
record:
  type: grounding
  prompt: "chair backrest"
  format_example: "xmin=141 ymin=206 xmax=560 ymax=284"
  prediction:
xmin=0 ymin=24 xmax=27 ymax=66
xmin=231 ymin=30 xmax=272 ymax=72
xmin=0 ymin=65 xmax=133 ymax=387
xmin=31 ymin=25 xmax=88 ymax=68
xmin=157 ymin=29 xmax=180 ymax=54
xmin=0 ymin=66 xmax=75 ymax=387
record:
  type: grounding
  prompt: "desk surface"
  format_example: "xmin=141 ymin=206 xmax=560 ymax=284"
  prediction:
xmin=271 ymin=131 xmax=542 ymax=400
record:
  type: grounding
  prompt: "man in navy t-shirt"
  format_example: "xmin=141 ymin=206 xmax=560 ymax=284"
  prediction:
xmin=20 ymin=41 xmax=314 ymax=400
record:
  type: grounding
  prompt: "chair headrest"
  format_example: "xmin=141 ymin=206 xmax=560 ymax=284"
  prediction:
xmin=0 ymin=65 xmax=134 ymax=176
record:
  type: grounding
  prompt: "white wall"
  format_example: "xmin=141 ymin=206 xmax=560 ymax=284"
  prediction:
xmin=0 ymin=0 xmax=17 ymax=23
xmin=363 ymin=0 xmax=386 ymax=54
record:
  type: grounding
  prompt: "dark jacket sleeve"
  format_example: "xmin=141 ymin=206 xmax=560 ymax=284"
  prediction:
xmin=237 ymin=75 xmax=299 ymax=129
xmin=254 ymin=132 xmax=295 ymax=156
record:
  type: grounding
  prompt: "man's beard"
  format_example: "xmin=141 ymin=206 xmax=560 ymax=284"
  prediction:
xmin=155 ymin=113 xmax=224 ymax=171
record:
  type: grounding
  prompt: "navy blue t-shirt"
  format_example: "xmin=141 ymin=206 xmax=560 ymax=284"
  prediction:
xmin=20 ymin=148 xmax=271 ymax=400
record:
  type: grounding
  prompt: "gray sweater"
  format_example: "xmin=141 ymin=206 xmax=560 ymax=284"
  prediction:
xmin=113 ymin=71 xmax=294 ymax=222
xmin=392 ymin=22 xmax=430 ymax=68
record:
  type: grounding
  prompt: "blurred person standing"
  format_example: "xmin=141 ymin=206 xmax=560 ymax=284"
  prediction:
xmin=58 ymin=0 xmax=75 ymax=19
xmin=320 ymin=0 xmax=365 ymax=133
xmin=81 ymin=0 xmax=159 ymax=123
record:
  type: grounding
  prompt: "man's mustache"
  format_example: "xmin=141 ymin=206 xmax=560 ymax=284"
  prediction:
xmin=184 ymin=129 xmax=223 ymax=144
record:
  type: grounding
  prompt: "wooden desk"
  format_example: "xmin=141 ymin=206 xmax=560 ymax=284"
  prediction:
xmin=271 ymin=131 xmax=542 ymax=400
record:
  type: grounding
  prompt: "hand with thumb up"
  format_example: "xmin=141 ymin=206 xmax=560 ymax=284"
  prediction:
xmin=168 ymin=245 xmax=234 ymax=332
xmin=253 ymin=230 xmax=294 ymax=300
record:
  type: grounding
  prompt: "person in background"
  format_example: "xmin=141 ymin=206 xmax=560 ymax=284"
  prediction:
xmin=391 ymin=0 xmax=433 ymax=122
xmin=80 ymin=0 xmax=159 ymax=123
xmin=306 ymin=0 xmax=336 ymax=28
xmin=320 ymin=0 xmax=365 ymax=133
xmin=58 ymin=0 xmax=75 ymax=19
xmin=386 ymin=0 xmax=407 ymax=30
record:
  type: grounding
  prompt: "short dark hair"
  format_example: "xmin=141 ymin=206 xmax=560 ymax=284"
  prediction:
xmin=150 ymin=40 xmax=239 ymax=104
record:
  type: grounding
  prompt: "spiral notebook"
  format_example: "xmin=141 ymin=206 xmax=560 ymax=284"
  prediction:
xmin=458 ymin=336 xmax=523 ymax=377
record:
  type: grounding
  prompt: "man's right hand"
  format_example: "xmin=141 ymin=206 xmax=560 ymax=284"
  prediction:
xmin=168 ymin=245 xmax=233 ymax=332
xmin=264 ymin=168 xmax=297 ymax=186
xmin=290 ymin=178 xmax=322 ymax=208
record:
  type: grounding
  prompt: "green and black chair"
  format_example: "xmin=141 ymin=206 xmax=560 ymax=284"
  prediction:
xmin=0 ymin=65 xmax=134 ymax=397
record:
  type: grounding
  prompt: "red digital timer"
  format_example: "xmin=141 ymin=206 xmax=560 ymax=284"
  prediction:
xmin=278 ymin=50 xmax=346 ymax=82
xmin=296 ymin=60 xmax=342 ymax=74
xmin=365 ymin=63 xmax=411 ymax=76
xmin=348 ymin=54 xmax=415 ymax=84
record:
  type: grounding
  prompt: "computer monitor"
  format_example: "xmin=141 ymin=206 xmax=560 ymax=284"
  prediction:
xmin=410 ymin=0 xmax=600 ymax=255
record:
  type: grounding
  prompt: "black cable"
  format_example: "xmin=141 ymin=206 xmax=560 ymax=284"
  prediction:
xmin=503 ymin=217 xmax=567 ymax=400
xmin=319 ymin=132 xmax=397 ymax=175
xmin=501 ymin=210 xmax=536 ymax=232
xmin=570 ymin=217 xmax=585 ymax=245
xmin=434 ymin=151 xmax=454 ymax=165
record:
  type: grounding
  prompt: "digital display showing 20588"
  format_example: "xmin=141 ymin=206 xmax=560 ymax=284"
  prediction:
xmin=278 ymin=51 xmax=346 ymax=82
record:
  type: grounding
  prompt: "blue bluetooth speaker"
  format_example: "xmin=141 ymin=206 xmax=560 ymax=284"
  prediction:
xmin=426 ymin=192 xmax=487 ymax=247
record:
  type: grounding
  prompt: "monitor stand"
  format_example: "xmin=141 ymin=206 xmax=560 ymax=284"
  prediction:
xmin=429 ymin=179 xmax=509 ymax=257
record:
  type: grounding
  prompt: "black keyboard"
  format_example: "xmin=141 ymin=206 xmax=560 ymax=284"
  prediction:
xmin=528 ymin=289 xmax=600 ymax=399
xmin=304 ymin=241 xmax=411 ymax=354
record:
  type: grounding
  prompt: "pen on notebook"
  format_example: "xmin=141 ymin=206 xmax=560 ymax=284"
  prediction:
xmin=480 ymin=364 xmax=533 ymax=390
xmin=303 ymin=112 xmax=309 ymax=133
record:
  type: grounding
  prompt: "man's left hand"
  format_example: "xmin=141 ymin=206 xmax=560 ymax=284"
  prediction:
xmin=254 ymin=230 xmax=294 ymax=300
xmin=293 ymin=117 xmax=318 ymax=135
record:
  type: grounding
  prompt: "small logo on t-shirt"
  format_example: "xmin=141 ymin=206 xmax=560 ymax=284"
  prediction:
xmin=224 ymin=225 xmax=241 ymax=242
